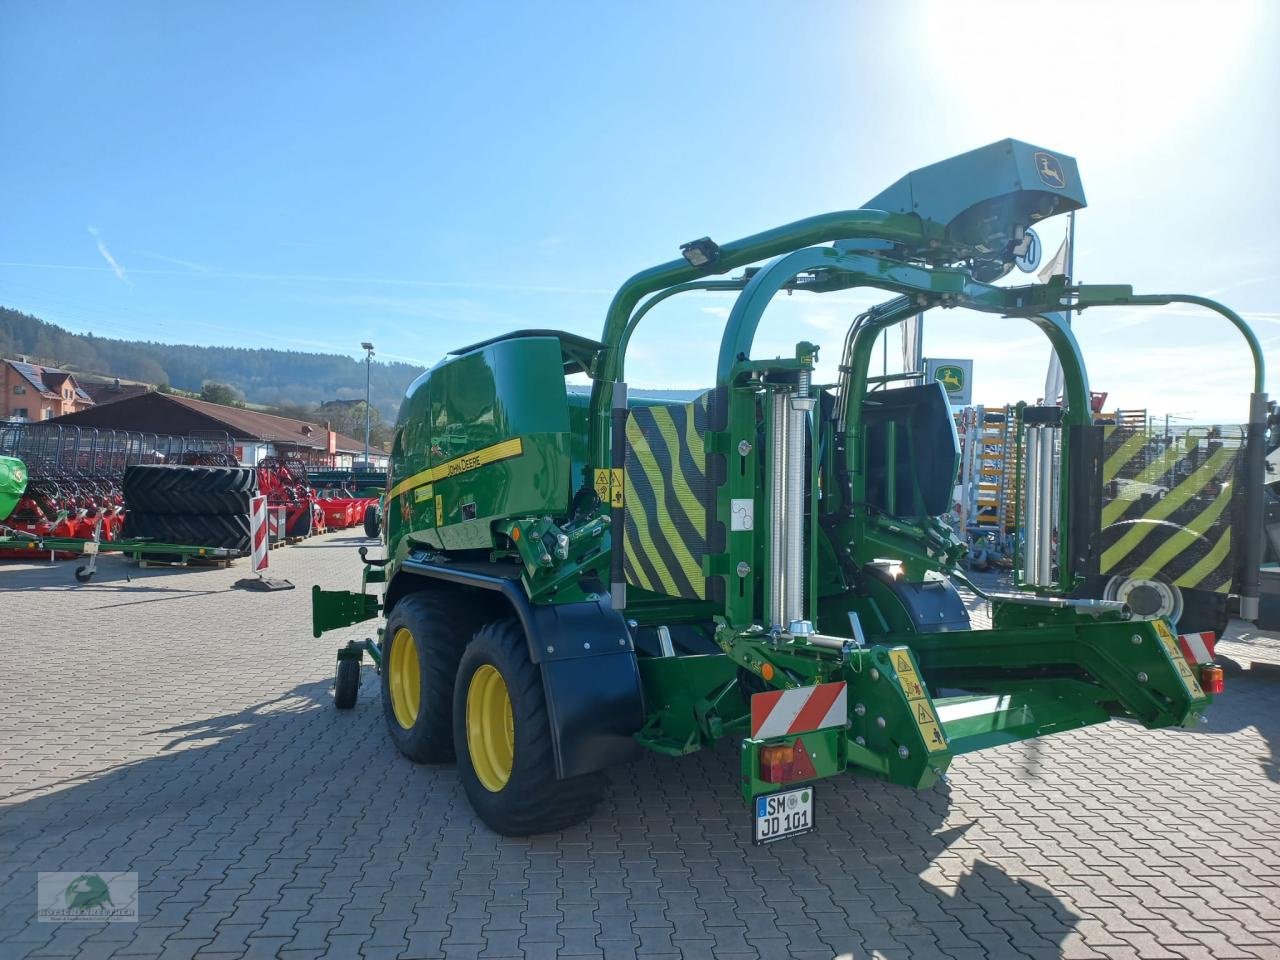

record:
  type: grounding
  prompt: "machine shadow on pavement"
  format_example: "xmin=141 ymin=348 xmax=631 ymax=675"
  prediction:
xmin=0 ymin=674 xmax=1085 ymax=960
xmin=0 ymin=554 xmax=228 ymax=594
xmin=1198 ymin=668 xmax=1280 ymax=783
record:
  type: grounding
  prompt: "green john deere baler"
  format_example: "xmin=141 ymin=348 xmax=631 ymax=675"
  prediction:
xmin=314 ymin=139 xmax=1268 ymax=838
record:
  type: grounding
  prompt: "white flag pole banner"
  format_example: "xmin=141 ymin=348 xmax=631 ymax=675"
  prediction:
xmin=902 ymin=313 xmax=924 ymax=383
xmin=1040 ymin=229 xmax=1072 ymax=405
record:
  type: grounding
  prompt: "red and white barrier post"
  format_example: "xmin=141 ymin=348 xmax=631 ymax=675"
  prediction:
xmin=250 ymin=494 xmax=269 ymax=574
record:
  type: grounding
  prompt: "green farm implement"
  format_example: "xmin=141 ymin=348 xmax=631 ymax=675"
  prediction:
xmin=0 ymin=456 xmax=26 ymax=522
xmin=314 ymin=139 xmax=1266 ymax=838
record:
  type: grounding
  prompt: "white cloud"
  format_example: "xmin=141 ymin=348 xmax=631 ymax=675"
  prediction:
xmin=137 ymin=251 xmax=211 ymax=273
xmin=87 ymin=225 xmax=130 ymax=287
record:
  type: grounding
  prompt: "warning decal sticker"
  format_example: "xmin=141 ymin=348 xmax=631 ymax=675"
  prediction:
xmin=889 ymin=647 xmax=947 ymax=753
xmin=1153 ymin=620 xmax=1205 ymax=699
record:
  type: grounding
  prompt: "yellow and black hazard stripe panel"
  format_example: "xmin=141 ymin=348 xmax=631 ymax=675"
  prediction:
xmin=622 ymin=394 xmax=712 ymax=600
xmin=1097 ymin=425 xmax=1243 ymax=593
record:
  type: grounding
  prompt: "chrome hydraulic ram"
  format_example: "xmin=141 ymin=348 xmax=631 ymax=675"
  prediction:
xmin=1024 ymin=426 xmax=1042 ymax=585
xmin=769 ymin=388 xmax=789 ymax=630
xmin=1037 ymin=425 xmax=1056 ymax=586
xmin=786 ymin=367 xmax=814 ymax=629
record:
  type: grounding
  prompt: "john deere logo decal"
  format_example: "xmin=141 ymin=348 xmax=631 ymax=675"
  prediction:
xmin=1034 ymin=152 xmax=1066 ymax=189
xmin=935 ymin=365 xmax=965 ymax=393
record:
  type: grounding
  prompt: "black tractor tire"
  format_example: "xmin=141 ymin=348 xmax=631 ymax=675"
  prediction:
xmin=335 ymin=656 xmax=360 ymax=709
xmin=452 ymin=619 xmax=604 ymax=836
xmin=1176 ymin=588 xmax=1231 ymax=640
xmin=123 ymin=464 xmax=258 ymax=516
xmin=122 ymin=511 xmax=252 ymax=552
xmin=380 ymin=593 xmax=465 ymax=763
xmin=1078 ymin=575 xmax=1231 ymax=640
xmin=122 ymin=464 xmax=252 ymax=514
xmin=363 ymin=503 xmax=380 ymax=539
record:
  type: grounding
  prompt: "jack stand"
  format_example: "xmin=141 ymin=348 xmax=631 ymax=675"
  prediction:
xmin=74 ymin=515 xmax=105 ymax=583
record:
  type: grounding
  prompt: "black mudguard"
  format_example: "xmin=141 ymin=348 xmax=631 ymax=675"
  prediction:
xmin=401 ymin=558 xmax=645 ymax=778
xmin=864 ymin=565 xmax=971 ymax=633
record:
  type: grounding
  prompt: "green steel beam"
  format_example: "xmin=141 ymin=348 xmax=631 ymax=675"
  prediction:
xmin=589 ymin=210 xmax=932 ymax=465
xmin=1072 ymin=289 xmax=1266 ymax=395
xmin=616 ymin=279 xmax=746 ymax=380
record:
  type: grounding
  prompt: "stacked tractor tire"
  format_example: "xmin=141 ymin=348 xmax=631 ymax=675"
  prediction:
xmin=122 ymin=464 xmax=259 ymax=553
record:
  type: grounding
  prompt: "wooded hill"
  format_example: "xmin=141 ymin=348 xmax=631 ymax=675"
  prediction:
xmin=0 ymin=306 xmax=423 ymax=419
xmin=1 ymin=306 xmax=711 ymax=420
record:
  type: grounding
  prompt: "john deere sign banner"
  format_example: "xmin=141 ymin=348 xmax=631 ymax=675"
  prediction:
xmin=925 ymin=358 xmax=973 ymax=406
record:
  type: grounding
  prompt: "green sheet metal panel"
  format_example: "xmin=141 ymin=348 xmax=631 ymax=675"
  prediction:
xmin=385 ymin=336 xmax=572 ymax=554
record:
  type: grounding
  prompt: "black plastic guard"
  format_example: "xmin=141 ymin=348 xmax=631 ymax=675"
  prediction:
xmin=539 ymin=653 xmax=644 ymax=778
xmin=399 ymin=558 xmax=644 ymax=779
xmin=1066 ymin=424 xmax=1104 ymax=579
xmin=524 ymin=598 xmax=644 ymax=778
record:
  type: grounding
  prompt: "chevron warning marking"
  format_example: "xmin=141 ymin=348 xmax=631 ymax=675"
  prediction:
xmin=751 ymin=682 xmax=847 ymax=740
xmin=1177 ymin=631 xmax=1217 ymax=665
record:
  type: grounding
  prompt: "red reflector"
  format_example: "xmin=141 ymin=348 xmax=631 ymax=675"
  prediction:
xmin=1200 ymin=663 xmax=1224 ymax=695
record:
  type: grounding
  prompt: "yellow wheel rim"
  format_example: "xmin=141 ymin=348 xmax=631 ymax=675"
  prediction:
xmin=466 ymin=664 xmax=514 ymax=792
xmin=388 ymin=627 xmax=421 ymax=730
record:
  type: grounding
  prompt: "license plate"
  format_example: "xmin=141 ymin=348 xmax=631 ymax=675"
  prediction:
xmin=753 ymin=786 xmax=815 ymax=844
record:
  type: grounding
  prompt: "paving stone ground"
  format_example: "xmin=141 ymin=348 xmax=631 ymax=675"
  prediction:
xmin=2 ymin=531 xmax=1278 ymax=959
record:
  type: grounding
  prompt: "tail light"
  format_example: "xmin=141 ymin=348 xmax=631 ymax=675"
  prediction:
xmin=1200 ymin=663 xmax=1224 ymax=695
xmin=760 ymin=744 xmax=794 ymax=783
xmin=759 ymin=738 xmax=818 ymax=783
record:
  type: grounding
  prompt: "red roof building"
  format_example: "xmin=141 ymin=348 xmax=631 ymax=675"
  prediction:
xmin=2 ymin=358 xmax=94 ymax=422
xmin=46 ymin=391 xmax=385 ymax=468
xmin=81 ymin=378 xmax=153 ymax=406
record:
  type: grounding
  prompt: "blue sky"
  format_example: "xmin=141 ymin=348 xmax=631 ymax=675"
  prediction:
xmin=2 ymin=1 xmax=1276 ymax=421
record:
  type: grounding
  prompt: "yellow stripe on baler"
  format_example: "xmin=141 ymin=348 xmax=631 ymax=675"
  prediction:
xmin=387 ymin=438 xmax=524 ymax=504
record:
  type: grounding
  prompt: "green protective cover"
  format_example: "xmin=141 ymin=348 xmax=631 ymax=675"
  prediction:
xmin=385 ymin=335 xmax=574 ymax=555
xmin=0 ymin=456 xmax=28 ymax=522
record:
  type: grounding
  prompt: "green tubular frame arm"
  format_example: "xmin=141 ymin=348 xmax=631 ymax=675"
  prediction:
xmin=1072 ymin=289 xmax=1265 ymax=394
xmin=587 ymin=209 xmax=931 ymax=465
xmin=617 ymin=279 xmax=747 ymax=373
xmin=588 ymin=232 xmax=1268 ymax=620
